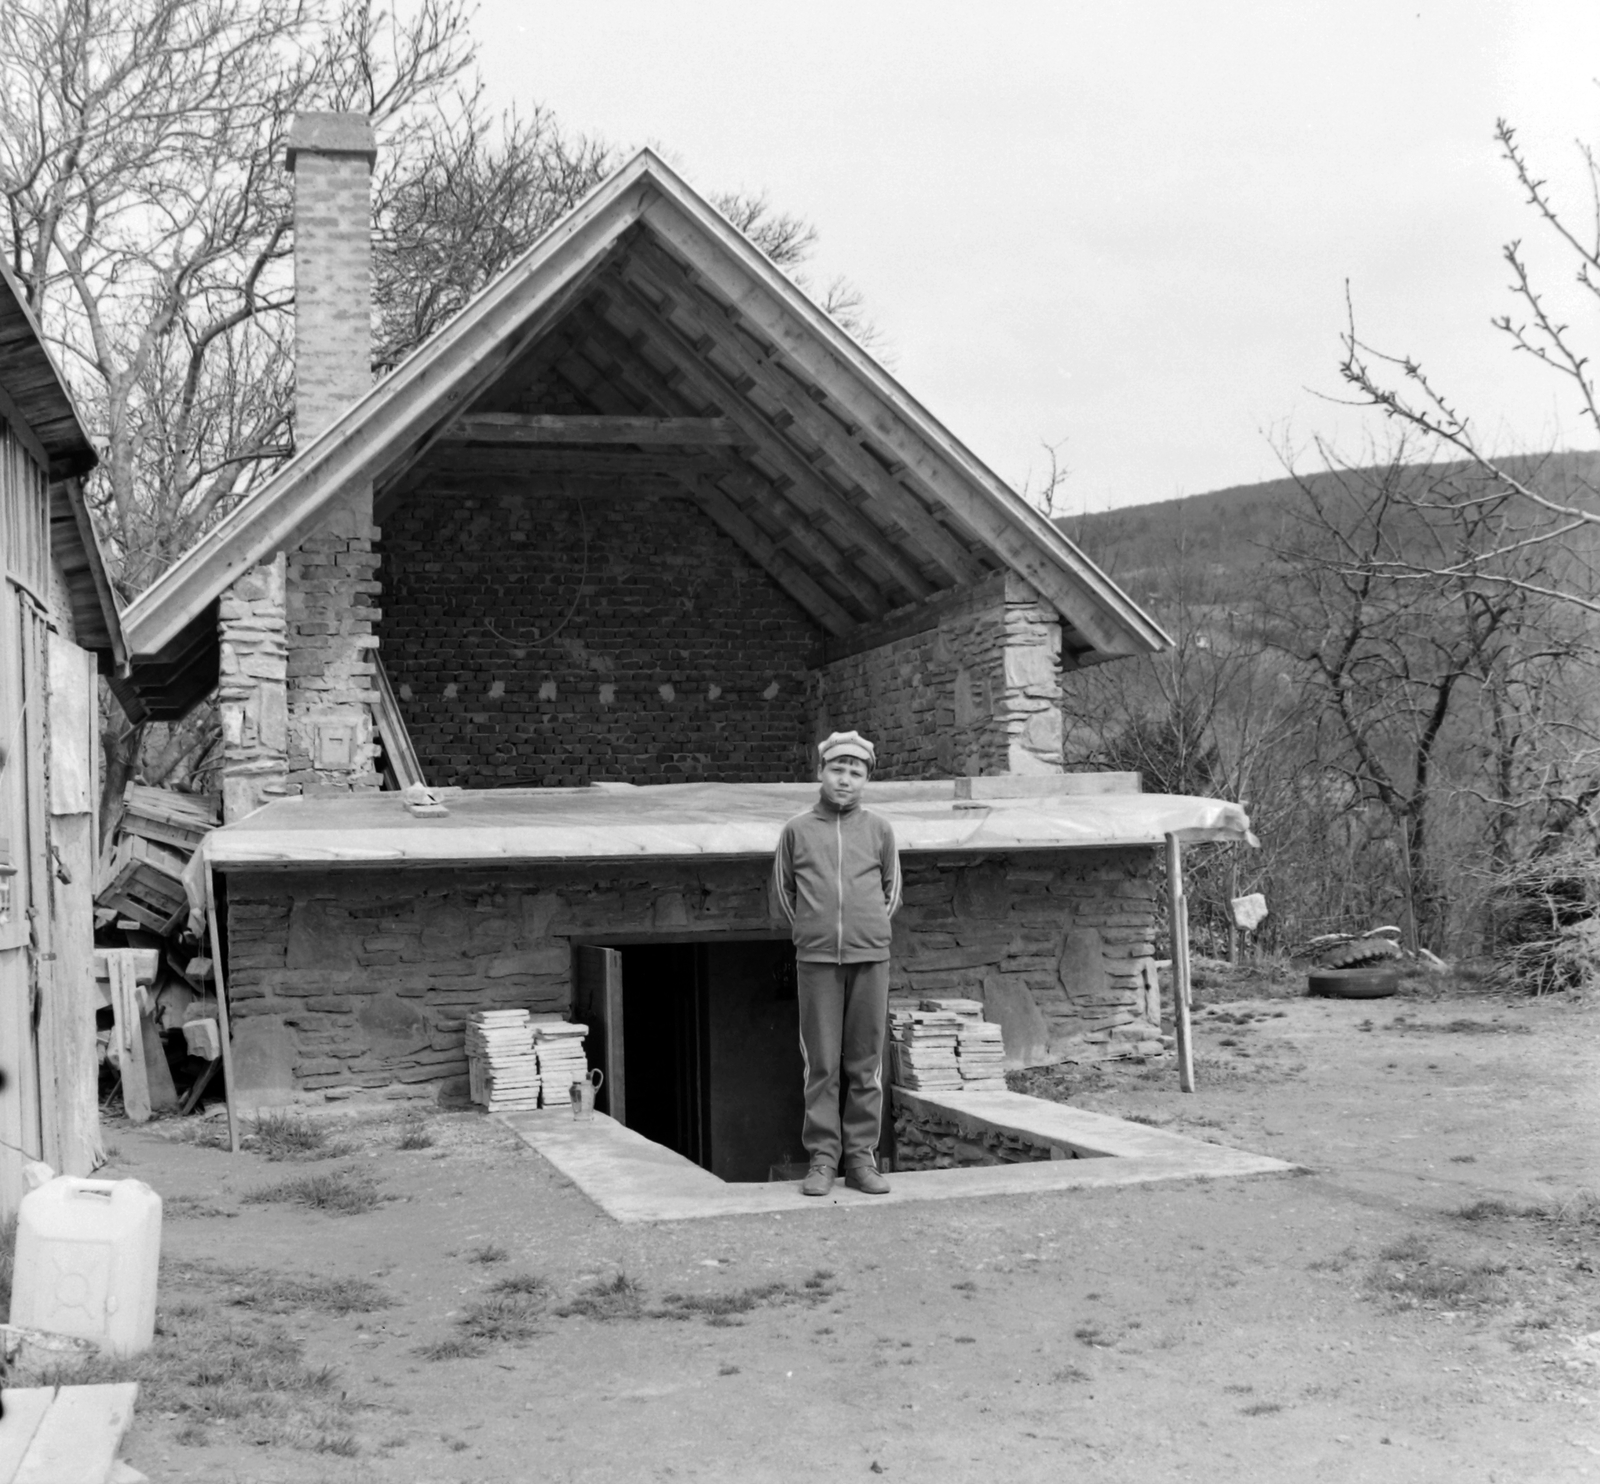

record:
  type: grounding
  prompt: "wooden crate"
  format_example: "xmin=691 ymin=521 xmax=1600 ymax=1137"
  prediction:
xmin=117 ymin=784 xmax=218 ymax=853
xmin=95 ymin=835 xmax=189 ymax=935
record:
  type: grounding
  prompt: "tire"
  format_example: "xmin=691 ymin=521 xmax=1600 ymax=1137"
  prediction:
xmin=1307 ymin=967 xmax=1400 ymax=999
xmin=1318 ymin=938 xmax=1403 ymax=970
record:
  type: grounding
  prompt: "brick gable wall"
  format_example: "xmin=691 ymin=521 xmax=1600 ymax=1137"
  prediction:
xmin=379 ymin=482 xmax=822 ymax=787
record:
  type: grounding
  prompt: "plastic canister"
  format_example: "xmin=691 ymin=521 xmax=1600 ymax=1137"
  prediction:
xmin=8 ymin=1177 xmax=163 ymax=1356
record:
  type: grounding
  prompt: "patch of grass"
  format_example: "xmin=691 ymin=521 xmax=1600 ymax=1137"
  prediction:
xmin=1073 ymin=1324 xmax=1111 ymax=1348
xmin=395 ymin=1121 xmax=435 ymax=1151
xmin=248 ymin=1112 xmax=348 ymax=1161
xmin=1535 ymin=1189 xmax=1600 ymax=1231
xmin=1120 ymin=1111 xmax=1165 ymax=1126
xmin=555 ymin=1273 xmax=646 ymax=1322
xmin=488 ymin=1272 xmax=549 ymax=1298
xmin=457 ymin=1292 xmax=544 ymax=1342
xmin=1306 ymin=1246 xmax=1358 ymax=1273
xmin=243 ymin=1168 xmax=383 ymax=1215
xmin=1454 ymin=1198 xmax=1529 ymax=1222
xmin=1051 ymin=1365 xmax=1090 ymax=1383
xmin=1367 ymin=1235 xmax=1507 ymax=1311
xmin=164 ymin=1195 xmax=235 ymax=1220
xmin=718 ymin=1364 xmax=740 ymax=1376
xmin=804 ymin=1268 xmax=834 ymax=1288
xmin=656 ymin=1281 xmax=796 ymax=1326
xmin=1240 ymin=1401 xmax=1282 ymax=1416
xmin=1450 ymin=1154 xmax=1478 ymax=1164
xmin=952 ymin=1280 xmax=977 ymax=1293
xmin=467 ymin=1243 xmax=508 ymax=1264
xmin=12 ymin=1298 xmax=363 ymax=1455
xmin=415 ymin=1336 xmax=487 ymax=1362
xmin=189 ymin=1264 xmax=395 ymax=1316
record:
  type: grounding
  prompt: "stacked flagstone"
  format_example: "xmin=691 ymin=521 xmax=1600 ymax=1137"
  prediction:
xmin=889 ymin=1009 xmax=964 ymax=1091
xmin=465 ymin=1009 xmax=541 ymax=1111
xmin=534 ymin=1022 xmax=589 ymax=1107
xmin=954 ymin=1021 xmax=1007 ymax=1090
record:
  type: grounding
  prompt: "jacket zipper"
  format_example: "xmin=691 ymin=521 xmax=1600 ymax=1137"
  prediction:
xmin=835 ymin=811 xmax=844 ymax=962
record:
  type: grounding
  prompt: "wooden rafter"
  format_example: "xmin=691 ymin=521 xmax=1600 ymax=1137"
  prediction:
xmin=441 ymin=413 xmax=742 ymax=445
xmin=621 ymin=241 xmax=991 ymax=589
xmin=548 ymin=313 xmax=889 ymax=621
xmin=586 ymin=287 xmax=939 ymax=606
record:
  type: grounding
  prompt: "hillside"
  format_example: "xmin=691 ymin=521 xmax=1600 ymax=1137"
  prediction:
xmin=1059 ymin=451 xmax=1600 ymax=606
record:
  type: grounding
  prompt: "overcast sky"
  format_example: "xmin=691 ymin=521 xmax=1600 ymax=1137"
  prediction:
xmin=470 ymin=1 xmax=1600 ymax=513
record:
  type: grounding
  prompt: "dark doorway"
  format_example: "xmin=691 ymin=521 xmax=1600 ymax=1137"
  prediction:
xmin=606 ymin=938 xmax=805 ymax=1182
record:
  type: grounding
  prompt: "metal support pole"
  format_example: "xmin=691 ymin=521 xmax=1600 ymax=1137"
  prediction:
xmin=1165 ymin=833 xmax=1196 ymax=1094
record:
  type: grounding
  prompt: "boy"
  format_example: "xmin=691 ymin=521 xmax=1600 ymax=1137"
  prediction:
xmin=771 ymin=731 xmax=902 ymax=1196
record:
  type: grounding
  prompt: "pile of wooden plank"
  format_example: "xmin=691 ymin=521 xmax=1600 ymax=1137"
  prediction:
xmin=465 ymin=1009 xmax=542 ymax=1112
xmin=890 ymin=998 xmax=1009 ymax=1093
xmin=889 ymin=1008 xmax=964 ymax=1090
xmin=96 ymin=786 xmax=218 ymax=936
xmin=533 ymin=1022 xmax=589 ymax=1107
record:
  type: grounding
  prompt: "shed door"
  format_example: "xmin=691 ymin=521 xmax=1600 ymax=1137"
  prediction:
xmin=573 ymin=945 xmax=625 ymax=1122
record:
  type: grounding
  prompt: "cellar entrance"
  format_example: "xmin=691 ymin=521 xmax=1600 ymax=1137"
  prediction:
xmin=574 ymin=937 xmax=806 ymax=1183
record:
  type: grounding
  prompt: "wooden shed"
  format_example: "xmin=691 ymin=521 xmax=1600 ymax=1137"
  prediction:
xmin=0 ymin=262 xmax=126 ymax=1213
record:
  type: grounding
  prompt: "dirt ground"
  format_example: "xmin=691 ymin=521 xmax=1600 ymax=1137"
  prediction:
xmin=25 ymin=972 xmax=1600 ymax=1484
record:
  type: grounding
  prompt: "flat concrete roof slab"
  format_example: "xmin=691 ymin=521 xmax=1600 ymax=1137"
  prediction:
xmin=500 ymin=1091 xmax=1297 ymax=1223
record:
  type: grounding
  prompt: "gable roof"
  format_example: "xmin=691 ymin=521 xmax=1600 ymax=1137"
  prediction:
xmin=120 ymin=149 xmax=1167 ymax=716
xmin=0 ymin=263 xmax=124 ymax=666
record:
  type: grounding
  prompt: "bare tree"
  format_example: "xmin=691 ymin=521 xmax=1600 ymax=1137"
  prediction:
xmin=1266 ymin=438 xmax=1599 ymax=952
xmin=1336 ymin=118 xmax=1600 ymax=614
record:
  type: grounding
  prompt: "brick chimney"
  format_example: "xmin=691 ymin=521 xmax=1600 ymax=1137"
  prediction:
xmin=285 ymin=112 xmax=376 ymax=444
xmin=276 ymin=110 xmax=381 ymax=799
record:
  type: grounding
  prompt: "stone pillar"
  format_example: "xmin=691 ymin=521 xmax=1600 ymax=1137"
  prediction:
xmin=282 ymin=111 xmax=382 ymax=796
xmin=996 ymin=573 xmax=1064 ymax=774
xmin=219 ymin=555 xmax=290 ymax=822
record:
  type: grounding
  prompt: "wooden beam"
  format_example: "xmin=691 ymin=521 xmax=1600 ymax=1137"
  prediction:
xmin=622 ymin=242 xmax=992 ymax=589
xmin=587 ymin=286 xmax=940 ymax=607
xmin=441 ymin=413 xmax=743 ymax=445
xmin=416 ymin=448 xmax=726 ymax=477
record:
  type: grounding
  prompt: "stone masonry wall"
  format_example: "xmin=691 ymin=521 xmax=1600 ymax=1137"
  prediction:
xmin=816 ymin=573 xmax=1064 ymax=779
xmin=284 ymin=521 xmax=382 ymax=794
xmin=379 ymin=484 xmax=820 ymax=787
xmin=218 ymin=555 xmax=289 ymax=823
xmin=224 ymin=846 xmax=1162 ymax=1104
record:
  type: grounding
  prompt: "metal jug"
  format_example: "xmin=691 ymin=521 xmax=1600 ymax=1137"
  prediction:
xmin=570 ymin=1067 xmax=604 ymax=1120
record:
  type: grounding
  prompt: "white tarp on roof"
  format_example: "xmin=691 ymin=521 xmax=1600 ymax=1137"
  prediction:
xmin=202 ymin=780 xmax=1254 ymax=871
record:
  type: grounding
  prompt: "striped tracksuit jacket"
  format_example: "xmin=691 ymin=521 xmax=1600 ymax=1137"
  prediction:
xmin=772 ymin=800 xmax=902 ymax=1167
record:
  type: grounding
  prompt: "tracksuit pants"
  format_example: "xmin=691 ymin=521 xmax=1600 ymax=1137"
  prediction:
xmin=797 ymin=959 xmax=890 ymax=1171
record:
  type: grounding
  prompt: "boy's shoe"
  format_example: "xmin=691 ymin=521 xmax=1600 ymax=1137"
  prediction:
xmin=844 ymin=1162 xmax=890 ymax=1195
xmin=801 ymin=1163 xmax=835 ymax=1197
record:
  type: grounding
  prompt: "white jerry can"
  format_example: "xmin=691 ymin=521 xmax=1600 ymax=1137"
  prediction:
xmin=9 ymin=1176 xmax=163 ymax=1355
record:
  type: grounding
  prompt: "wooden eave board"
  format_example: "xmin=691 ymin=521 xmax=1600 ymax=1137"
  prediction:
xmin=122 ymin=148 xmax=1168 ymax=683
xmin=48 ymin=482 xmax=124 ymax=661
xmin=203 ymin=782 xmax=1252 ymax=871
xmin=0 ymin=264 xmax=98 ymax=480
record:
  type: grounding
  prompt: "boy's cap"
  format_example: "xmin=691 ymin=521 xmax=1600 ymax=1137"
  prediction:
xmin=818 ymin=730 xmax=876 ymax=768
